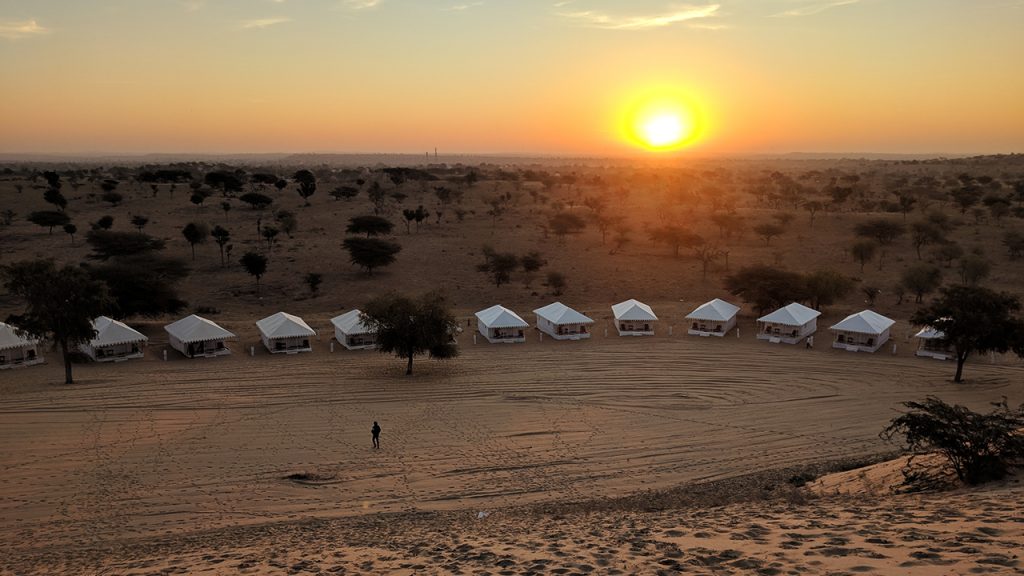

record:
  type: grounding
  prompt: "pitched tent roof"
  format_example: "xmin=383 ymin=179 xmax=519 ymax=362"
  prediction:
xmin=165 ymin=314 xmax=236 ymax=344
xmin=611 ymin=299 xmax=658 ymax=322
xmin=256 ymin=312 xmax=316 ymax=340
xmin=0 ymin=322 xmax=36 ymax=351
xmin=757 ymin=302 xmax=821 ymax=326
xmin=90 ymin=316 xmax=148 ymax=347
xmin=533 ymin=302 xmax=594 ymax=325
xmin=686 ymin=298 xmax=740 ymax=322
xmin=476 ymin=305 xmax=529 ymax=329
xmin=331 ymin=310 xmax=372 ymax=335
xmin=830 ymin=310 xmax=895 ymax=335
xmin=914 ymin=326 xmax=945 ymax=340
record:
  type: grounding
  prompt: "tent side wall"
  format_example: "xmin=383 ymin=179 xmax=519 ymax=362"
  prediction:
xmin=168 ymin=333 xmax=188 ymax=357
xmin=478 ymin=320 xmax=526 ymax=343
xmin=916 ymin=336 xmax=953 ymax=360
xmin=335 ymin=327 xmax=376 ymax=350
xmin=0 ymin=344 xmax=43 ymax=368
xmin=687 ymin=315 xmax=736 ymax=337
xmin=80 ymin=341 xmax=145 ymax=362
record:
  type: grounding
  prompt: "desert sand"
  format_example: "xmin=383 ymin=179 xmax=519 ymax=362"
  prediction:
xmin=1 ymin=328 xmax=1021 ymax=574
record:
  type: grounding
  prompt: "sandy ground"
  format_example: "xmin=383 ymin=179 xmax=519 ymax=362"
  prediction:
xmin=1 ymin=328 xmax=1022 ymax=574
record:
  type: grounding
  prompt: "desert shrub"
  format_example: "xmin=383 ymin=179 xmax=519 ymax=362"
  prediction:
xmin=881 ymin=397 xmax=1024 ymax=486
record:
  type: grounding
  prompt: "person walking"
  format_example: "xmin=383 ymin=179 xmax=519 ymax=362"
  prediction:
xmin=371 ymin=421 xmax=381 ymax=449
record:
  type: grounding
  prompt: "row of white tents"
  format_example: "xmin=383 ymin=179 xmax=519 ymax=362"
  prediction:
xmin=0 ymin=299 xmax=955 ymax=369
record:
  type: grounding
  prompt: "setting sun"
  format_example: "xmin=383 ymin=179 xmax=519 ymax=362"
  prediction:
xmin=623 ymin=93 xmax=704 ymax=152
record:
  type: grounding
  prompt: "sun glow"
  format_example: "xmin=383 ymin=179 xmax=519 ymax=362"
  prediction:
xmin=622 ymin=92 xmax=705 ymax=152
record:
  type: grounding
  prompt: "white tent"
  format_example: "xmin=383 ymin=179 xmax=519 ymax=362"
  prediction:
xmin=915 ymin=326 xmax=952 ymax=360
xmin=0 ymin=322 xmax=43 ymax=369
xmin=165 ymin=314 xmax=235 ymax=358
xmin=686 ymin=298 xmax=740 ymax=337
xmin=611 ymin=299 xmax=658 ymax=336
xmin=80 ymin=316 xmax=148 ymax=362
xmin=331 ymin=310 xmax=376 ymax=350
xmin=476 ymin=305 xmax=529 ymax=343
xmin=533 ymin=302 xmax=594 ymax=340
xmin=256 ymin=312 xmax=316 ymax=354
xmin=757 ymin=302 xmax=820 ymax=344
xmin=829 ymin=310 xmax=895 ymax=353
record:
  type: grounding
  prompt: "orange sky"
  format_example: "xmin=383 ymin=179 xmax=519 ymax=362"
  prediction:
xmin=1 ymin=0 xmax=1022 ymax=155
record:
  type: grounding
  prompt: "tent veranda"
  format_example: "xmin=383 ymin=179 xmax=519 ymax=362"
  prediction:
xmin=0 ymin=322 xmax=43 ymax=369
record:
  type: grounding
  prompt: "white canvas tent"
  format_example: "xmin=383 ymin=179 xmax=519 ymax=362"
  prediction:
xmin=0 ymin=322 xmax=43 ymax=369
xmin=533 ymin=302 xmax=594 ymax=340
xmin=331 ymin=310 xmax=376 ymax=350
xmin=686 ymin=298 xmax=740 ymax=337
xmin=915 ymin=326 xmax=952 ymax=360
xmin=829 ymin=310 xmax=895 ymax=353
xmin=757 ymin=302 xmax=820 ymax=344
xmin=611 ymin=299 xmax=658 ymax=336
xmin=165 ymin=314 xmax=235 ymax=358
xmin=256 ymin=312 xmax=316 ymax=354
xmin=80 ymin=316 xmax=147 ymax=362
xmin=476 ymin=305 xmax=528 ymax=343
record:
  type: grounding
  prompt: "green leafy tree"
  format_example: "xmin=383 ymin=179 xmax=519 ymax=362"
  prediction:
xmin=881 ymin=397 xmax=1024 ymax=486
xmin=361 ymin=291 xmax=459 ymax=375
xmin=240 ymin=251 xmax=268 ymax=296
xmin=342 ymin=237 xmax=402 ymax=275
xmin=2 ymin=260 xmax=111 ymax=384
xmin=912 ymin=285 xmax=1024 ymax=382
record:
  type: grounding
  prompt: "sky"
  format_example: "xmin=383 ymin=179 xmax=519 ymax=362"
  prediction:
xmin=0 ymin=0 xmax=1022 ymax=156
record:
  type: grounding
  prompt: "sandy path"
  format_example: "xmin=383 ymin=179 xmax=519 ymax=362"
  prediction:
xmin=1 ymin=333 xmax=1020 ymax=561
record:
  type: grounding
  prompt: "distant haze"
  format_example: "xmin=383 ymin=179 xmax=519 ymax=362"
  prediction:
xmin=1 ymin=1 xmax=1022 ymax=155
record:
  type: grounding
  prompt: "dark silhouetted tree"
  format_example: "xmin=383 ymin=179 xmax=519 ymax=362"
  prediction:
xmin=912 ymin=285 xmax=1024 ymax=382
xmin=361 ymin=291 xmax=459 ymax=375
xmin=724 ymin=266 xmax=808 ymax=314
xmin=342 ymin=237 xmax=401 ymax=275
xmin=181 ymin=222 xmax=209 ymax=261
xmin=2 ymin=260 xmax=111 ymax=384
xmin=86 ymin=230 xmax=164 ymax=260
xmin=851 ymin=240 xmax=876 ymax=273
xmin=28 ymin=210 xmax=70 ymax=234
xmin=346 ymin=215 xmax=394 ymax=237
xmin=63 ymin=223 xmax=77 ymax=244
xmin=901 ymin=264 xmax=942 ymax=303
xmin=305 ymin=272 xmax=323 ymax=296
xmin=131 ymin=215 xmax=149 ymax=233
xmin=753 ymin=222 xmax=784 ymax=246
xmin=477 ymin=247 xmax=519 ymax=287
xmin=294 ymin=169 xmax=317 ymax=206
xmin=211 ymin=225 xmax=231 ymax=266
xmin=805 ymin=269 xmax=854 ymax=310
xmin=881 ymin=397 xmax=1024 ymax=485
xmin=240 ymin=251 xmax=268 ymax=296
